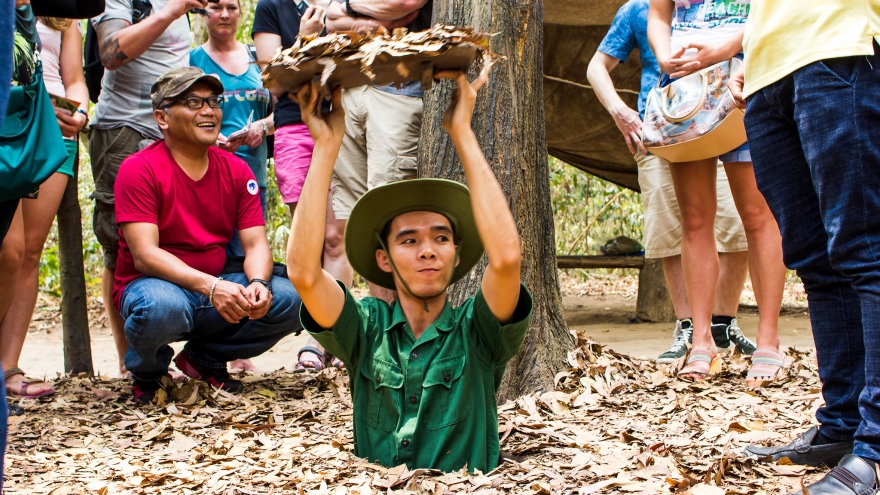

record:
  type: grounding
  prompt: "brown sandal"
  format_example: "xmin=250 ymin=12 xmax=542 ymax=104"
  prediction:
xmin=4 ymin=367 xmax=55 ymax=399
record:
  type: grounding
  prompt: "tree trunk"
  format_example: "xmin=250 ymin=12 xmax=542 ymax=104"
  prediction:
xmin=57 ymin=156 xmax=94 ymax=375
xmin=420 ymin=0 xmax=572 ymax=401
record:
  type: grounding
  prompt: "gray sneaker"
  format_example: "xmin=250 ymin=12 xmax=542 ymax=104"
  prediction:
xmin=716 ymin=318 xmax=756 ymax=355
xmin=656 ymin=320 xmax=693 ymax=364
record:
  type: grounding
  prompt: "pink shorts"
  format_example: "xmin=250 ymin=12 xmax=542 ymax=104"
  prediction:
xmin=273 ymin=123 xmax=315 ymax=204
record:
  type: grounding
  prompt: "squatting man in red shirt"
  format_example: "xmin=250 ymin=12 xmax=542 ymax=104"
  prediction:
xmin=287 ymin=65 xmax=533 ymax=472
xmin=113 ymin=67 xmax=302 ymax=404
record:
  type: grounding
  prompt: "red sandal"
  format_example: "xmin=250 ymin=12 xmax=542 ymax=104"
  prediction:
xmin=4 ymin=367 xmax=55 ymax=399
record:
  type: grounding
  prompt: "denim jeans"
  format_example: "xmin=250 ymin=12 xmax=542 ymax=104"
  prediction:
xmin=119 ymin=272 xmax=301 ymax=381
xmin=745 ymin=45 xmax=880 ymax=461
xmin=226 ymin=188 xmax=268 ymax=259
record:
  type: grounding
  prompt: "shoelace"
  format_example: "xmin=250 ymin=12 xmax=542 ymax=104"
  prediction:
xmin=728 ymin=323 xmax=755 ymax=347
xmin=668 ymin=327 xmax=693 ymax=352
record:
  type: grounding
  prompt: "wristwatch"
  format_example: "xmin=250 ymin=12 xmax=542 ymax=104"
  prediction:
xmin=76 ymin=109 xmax=90 ymax=129
xmin=260 ymin=120 xmax=268 ymax=136
xmin=250 ymin=278 xmax=274 ymax=295
xmin=344 ymin=0 xmax=362 ymax=17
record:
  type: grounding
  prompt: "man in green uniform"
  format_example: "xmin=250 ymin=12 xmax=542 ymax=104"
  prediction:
xmin=286 ymin=66 xmax=532 ymax=473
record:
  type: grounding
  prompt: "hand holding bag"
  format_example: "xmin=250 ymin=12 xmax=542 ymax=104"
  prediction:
xmin=0 ymin=61 xmax=68 ymax=200
xmin=642 ymin=57 xmax=746 ymax=163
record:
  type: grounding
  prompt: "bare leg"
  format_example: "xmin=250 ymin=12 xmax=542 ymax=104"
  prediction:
xmin=668 ymin=158 xmax=721 ymax=376
xmin=103 ymin=267 xmax=129 ymax=376
xmin=660 ymin=255 xmax=691 ymax=320
xmin=0 ymin=174 xmax=67 ymax=396
xmin=724 ymin=162 xmax=784 ymax=353
xmin=715 ymin=251 xmax=749 ymax=317
xmin=0 ymin=207 xmax=25 ymax=343
xmin=323 ymin=196 xmax=353 ymax=286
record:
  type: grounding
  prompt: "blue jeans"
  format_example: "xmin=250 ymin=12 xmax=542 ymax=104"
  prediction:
xmin=227 ymin=188 xmax=268 ymax=259
xmin=119 ymin=272 xmax=301 ymax=381
xmin=745 ymin=46 xmax=880 ymax=461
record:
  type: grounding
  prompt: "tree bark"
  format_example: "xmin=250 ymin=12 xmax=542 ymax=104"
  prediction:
xmin=57 ymin=155 xmax=94 ymax=375
xmin=420 ymin=0 xmax=572 ymax=401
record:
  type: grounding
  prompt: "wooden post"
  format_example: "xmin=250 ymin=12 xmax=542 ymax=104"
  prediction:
xmin=57 ymin=157 xmax=94 ymax=375
xmin=635 ymin=258 xmax=675 ymax=323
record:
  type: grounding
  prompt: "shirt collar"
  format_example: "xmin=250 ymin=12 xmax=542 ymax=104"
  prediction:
xmin=386 ymin=297 xmax=456 ymax=334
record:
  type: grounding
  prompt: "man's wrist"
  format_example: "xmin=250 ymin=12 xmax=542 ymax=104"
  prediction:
xmin=249 ymin=278 xmax=273 ymax=295
xmin=345 ymin=0 xmax=363 ymax=17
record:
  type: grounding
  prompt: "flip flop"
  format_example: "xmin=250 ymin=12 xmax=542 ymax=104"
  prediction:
xmin=678 ymin=348 xmax=722 ymax=381
xmin=746 ymin=350 xmax=785 ymax=388
xmin=4 ymin=367 xmax=55 ymax=399
xmin=294 ymin=346 xmax=326 ymax=373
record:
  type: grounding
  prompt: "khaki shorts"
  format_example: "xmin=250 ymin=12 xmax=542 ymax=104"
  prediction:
xmin=635 ymin=150 xmax=748 ymax=259
xmin=331 ymin=86 xmax=422 ymax=220
xmin=89 ymin=126 xmax=154 ymax=269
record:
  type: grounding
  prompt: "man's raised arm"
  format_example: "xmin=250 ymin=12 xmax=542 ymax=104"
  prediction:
xmin=286 ymin=84 xmax=347 ymax=329
xmin=442 ymin=66 xmax=522 ymax=323
xmin=96 ymin=0 xmax=205 ymax=71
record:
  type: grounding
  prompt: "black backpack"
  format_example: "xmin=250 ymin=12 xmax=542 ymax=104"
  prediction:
xmin=83 ymin=22 xmax=102 ymax=103
xmin=83 ymin=0 xmax=154 ymax=103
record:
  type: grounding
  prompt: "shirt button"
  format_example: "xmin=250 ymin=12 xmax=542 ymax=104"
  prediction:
xmin=410 ymin=351 xmax=419 ymax=360
xmin=375 ymin=375 xmax=381 ymax=383
xmin=401 ymin=439 xmax=410 ymax=447
xmin=443 ymin=373 xmax=451 ymax=382
xmin=409 ymin=395 xmax=418 ymax=404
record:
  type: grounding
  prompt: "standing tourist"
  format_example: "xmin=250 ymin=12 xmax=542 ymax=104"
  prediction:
xmin=586 ymin=0 xmax=752 ymax=365
xmin=647 ymin=0 xmax=785 ymax=385
xmin=731 ymin=1 xmax=880 ymax=492
xmin=0 ymin=14 xmax=88 ymax=399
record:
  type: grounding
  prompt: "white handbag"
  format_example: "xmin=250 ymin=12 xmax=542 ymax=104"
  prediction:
xmin=642 ymin=57 xmax=746 ymax=162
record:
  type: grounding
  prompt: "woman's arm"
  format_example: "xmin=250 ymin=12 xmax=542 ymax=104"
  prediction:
xmin=647 ymin=0 xmax=685 ymax=76
xmin=57 ymin=22 xmax=88 ymax=137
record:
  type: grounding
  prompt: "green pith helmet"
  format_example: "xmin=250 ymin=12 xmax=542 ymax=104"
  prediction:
xmin=345 ymin=178 xmax=484 ymax=291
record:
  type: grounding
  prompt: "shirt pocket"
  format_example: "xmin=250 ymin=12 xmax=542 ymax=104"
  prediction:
xmin=421 ymin=353 xmax=470 ymax=430
xmin=358 ymin=358 xmax=404 ymax=432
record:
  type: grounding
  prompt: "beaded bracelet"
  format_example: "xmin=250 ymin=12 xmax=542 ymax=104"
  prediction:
xmin=209 ymin=276 xmax=224 ymax=306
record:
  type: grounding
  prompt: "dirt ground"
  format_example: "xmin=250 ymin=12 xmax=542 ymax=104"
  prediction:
xmin=19 ymin=274 xmax=814 ymax=378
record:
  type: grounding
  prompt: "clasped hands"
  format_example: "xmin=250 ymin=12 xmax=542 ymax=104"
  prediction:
xmin=211 ymin=280 xmax=272 ymax=323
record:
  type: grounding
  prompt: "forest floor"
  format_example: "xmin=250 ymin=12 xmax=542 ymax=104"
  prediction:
xmin=7 ymin=274 xmax=821 ymax=494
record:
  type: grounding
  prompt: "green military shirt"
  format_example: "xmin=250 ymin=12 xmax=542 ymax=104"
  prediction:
xmin=301 ymin=282 xmax=533 ymax=473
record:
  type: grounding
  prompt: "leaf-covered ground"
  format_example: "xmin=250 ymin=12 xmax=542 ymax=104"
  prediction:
xmin=6 ymin=332 xmax=824 ymax=494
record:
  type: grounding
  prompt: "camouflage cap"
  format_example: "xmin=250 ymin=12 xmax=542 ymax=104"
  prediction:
xmin=150 ymin=67 xmax=224 ymax=110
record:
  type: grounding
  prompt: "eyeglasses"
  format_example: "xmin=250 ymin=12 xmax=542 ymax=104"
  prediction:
xmin=163 ymin=96 xmax=224 ymax=110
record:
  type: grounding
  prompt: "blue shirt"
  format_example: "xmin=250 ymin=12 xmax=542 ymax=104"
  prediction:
xmin=596 ymin=0 xmax=660 ymax=119
xmin=190 ymin=46 xmax=271 ymax=187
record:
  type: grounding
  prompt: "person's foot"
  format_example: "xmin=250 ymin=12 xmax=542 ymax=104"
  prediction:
xmin=711 ymin=318 xmax=756 ymax=355
xmin=656 ymin=319 xmax=693 ymax=364
xmin=4 ymin=367 xmax=55 ymax=399
xmin=173 ymin=350 xmax=243 ymax=393
xmin=294 ymin=346 xmax=327 ymax=373
xmin=789 ymin=454 xmax=877 ymax=495
xmin=744 ymin=426 xmax=854 ymax=467
xmin=131 ymin=374 xmax=173 ymax=404
xmin=745 ymin=349 xmax=785 ymax=388
xmin=677 ymin=348 xmax=722 ymax=381
xmin=228 ymin=359 xmax=262 ymax=374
